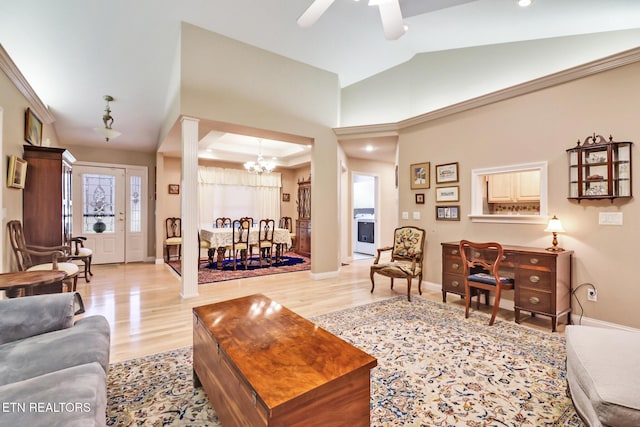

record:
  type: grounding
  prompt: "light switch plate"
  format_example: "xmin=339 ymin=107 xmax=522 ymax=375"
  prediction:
xmin=401 ymin=211 xmax=409 ymax=220
xmin=413 ymin=211 xmax=420 ymax=220
xmin=599 ymin=212 xmax=623 ymax=225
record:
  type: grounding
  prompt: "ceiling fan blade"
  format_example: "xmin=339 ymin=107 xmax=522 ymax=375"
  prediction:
xmin=297 ymin=0 xmax=336 ymax=28
xmin=377 ymin=0 xmax=406 ymax=40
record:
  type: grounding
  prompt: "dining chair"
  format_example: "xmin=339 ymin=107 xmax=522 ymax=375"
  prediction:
xmin=459 ymin=240 xmax=514 ymax=326
xmin=279 ymin=216 xmax=296 ymax=251
xmin=7 ymin=220 xmax=79 ymax=293
xmin=240 ymin=216 xmax=255 ymax=228
xmin=215 ymin=217 xmax=231 ymax=228
xmin=164 ymin=217 xmax=182 ymax=262
xmin=370 ymin=226 xmax=426 ymax=301
xmin=252 ymin=219 xmax=275 ymax=267
xmin=231 ymin=218 xmax=251 ymax=270
xmin=197 ymin=230 xmax=214 ymax=268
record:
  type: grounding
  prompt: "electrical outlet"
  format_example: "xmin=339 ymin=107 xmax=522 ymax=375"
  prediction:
xmin=587 ymin=288 xmax=597 ymax=302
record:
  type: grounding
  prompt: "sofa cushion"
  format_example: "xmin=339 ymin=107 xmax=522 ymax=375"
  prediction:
xmin=566 ymin=325 xmax=640 ymax=427
xmin=0 ymin=362 xmax=106 ymax=427
xmin=0 ymin=315 xmax=110 ymax=386
xmin=0 ymin=293 xmax=79 ymax=345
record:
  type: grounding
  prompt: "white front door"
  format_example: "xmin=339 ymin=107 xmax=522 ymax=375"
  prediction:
xmin=73 ymin=166 xmax=126 ymax=264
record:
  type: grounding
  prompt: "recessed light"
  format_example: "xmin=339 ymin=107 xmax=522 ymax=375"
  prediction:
xmin=365 ymin=145 xmax=374 ymax=152
xmin=518 ymin=0 xmax=532 ymax=7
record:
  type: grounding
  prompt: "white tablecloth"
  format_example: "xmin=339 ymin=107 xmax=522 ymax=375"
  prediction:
xmin=200 ymin=226 xmax=292 ymax=248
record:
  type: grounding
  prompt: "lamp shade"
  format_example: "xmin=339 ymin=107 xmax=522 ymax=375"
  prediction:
xmin=544 ymin=216 xmax=565 ymax=233
xmin=93 ymin=127 xmax=122 ymax=142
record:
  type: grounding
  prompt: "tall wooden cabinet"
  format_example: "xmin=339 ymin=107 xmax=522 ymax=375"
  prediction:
xmin=22 ymin=145 xmax=76 ymax=249
xmin=295 ymin=177 xmax=311 ymax=257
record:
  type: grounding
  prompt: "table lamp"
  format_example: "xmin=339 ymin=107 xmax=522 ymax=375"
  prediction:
xmin=544 ymin=215 xmax=565 ymax=252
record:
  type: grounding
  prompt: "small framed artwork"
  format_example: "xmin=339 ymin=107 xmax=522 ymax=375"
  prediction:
xmin=436 ymin=205 xmax=460 ymax=221
xmin=410 ymin=162 xmax=430 ymax=189
xmin=282 ymin=193 xmax=290 ymax=202
xmin=24 ymin=108 xmax=43 ymax=146
xmin=435 ymin=186 xmax=459 ymax=202
xmin=168 ymin=184 xmax=180 ymax=194
xmin=435 ymin=162 xmax=459 ymax=184
xmin=415 ymin=193 xmax=425 ymax=204
xmin=7 ymin=155 xmax=27 ymax=189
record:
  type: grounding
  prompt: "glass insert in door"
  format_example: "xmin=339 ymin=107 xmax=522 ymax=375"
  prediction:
xmin=83 ymin=174 xmax=116 ymax=233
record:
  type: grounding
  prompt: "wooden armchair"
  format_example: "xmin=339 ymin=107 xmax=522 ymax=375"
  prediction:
xmin=7 ymin=220 xmax=79 ymax=293
xmin=370 ymin=226 xmax=426 ymax=301
xmin=68 ymin=236 xmax=93 ymax=283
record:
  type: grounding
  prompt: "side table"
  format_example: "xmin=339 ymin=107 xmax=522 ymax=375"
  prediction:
xmin=0 ymin=271 xmax=67 ymax=298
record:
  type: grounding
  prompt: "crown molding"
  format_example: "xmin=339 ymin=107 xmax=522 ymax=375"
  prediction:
xmin=334 ymin=47 xmax=640 ymax=138
xmin=0 ymin=44 xmax=55 ymax=124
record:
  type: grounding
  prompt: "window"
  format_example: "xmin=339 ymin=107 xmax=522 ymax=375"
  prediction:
xmin=469 ymin=161 xmax=548 ymax=224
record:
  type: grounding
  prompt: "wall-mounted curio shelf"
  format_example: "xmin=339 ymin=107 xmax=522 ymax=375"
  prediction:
xmin=567 ymin=134 xmax=633 ymax=202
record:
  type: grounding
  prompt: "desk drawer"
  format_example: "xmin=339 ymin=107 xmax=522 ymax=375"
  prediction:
xmin=516 ymin=254 xmax=556 ymax=271
xmin=442 ymin=273 xmax=465 ymax=295
xmin=516 ymin=269 xmax=552 ymax=291
xmin=443 ymin=255 xmax=463 ymax=275
xmin=517 ymin=288 xmax=552 ymax=313
xmin=443 ymin=245 xmax=461 ymax=257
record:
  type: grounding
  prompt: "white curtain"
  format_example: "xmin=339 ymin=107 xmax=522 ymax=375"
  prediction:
xmin=198 ymin=166 xmax=281 ymax=226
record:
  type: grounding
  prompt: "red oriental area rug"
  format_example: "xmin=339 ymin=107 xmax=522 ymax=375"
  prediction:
xmin=167 ymin=252 xmax=311 ymax=284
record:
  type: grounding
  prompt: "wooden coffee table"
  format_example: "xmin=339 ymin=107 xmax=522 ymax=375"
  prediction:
xmin=0 ymin=271 xmax=66 ymax=297
xmin=193 ymin=294 xmax=377 ymax=427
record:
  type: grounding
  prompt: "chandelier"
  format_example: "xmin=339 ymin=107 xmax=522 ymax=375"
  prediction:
xmin=244 ymin=139 xmax=275 ymax=174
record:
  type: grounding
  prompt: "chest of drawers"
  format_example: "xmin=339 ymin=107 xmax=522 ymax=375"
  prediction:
xmin=441 ymin=242 xmax=573 ymax=332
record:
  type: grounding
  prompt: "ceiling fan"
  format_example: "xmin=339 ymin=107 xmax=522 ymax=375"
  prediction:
xmin=297 ymin=0 xmax=406 ymax=40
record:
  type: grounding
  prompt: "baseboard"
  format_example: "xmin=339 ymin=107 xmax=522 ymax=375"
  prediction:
xmin=422 ymin=281 xmax=637 ymax=332
xmin=155 ymin=258 xmax=165 ymax=265
xmin=309 ymin=270 xmax=340 ymax=280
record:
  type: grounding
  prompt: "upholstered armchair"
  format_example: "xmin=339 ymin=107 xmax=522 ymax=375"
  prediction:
xmin=7 ymin=220 xmax=79 ymax=293
xmin=370 ymin=226 xmax=426 ymax=301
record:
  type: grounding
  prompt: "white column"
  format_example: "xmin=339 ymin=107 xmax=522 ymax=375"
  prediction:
xmin=180 ymin=116 xmax=199 ymax=298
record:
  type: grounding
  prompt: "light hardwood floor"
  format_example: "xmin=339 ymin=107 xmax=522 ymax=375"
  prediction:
xmin=78 ymin=259 xmax=561 ymax=364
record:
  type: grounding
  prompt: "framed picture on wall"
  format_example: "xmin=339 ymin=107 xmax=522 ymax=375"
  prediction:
xmin=168 ymin=184 xmax=180 ymax=194
xmin=415 ymin=193 xmax=425 ymax=204
xmin=436 ymin=205 xmax=460 ymax=221
xmin=24 ymin=108 xmax=43 ymax=146
xmin=410 ymin=162 xmax=430 ymax=189
xmin=435 ymin=186 xmax=459 ymax=202
xmin=435 ymin=162 xmax=459 ymax=184
xmin=282 ymin=193 xmax=290 ymax=202
xmin=7 ymin=155 xmax=27 ymax=189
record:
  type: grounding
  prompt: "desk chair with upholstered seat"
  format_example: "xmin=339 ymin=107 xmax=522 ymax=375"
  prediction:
xmin=459 ymin=240 xmax=514 ymax=326
xmin=164 ymin=217 xmax=182 ymax=262
xmin=7 ymin=220 xmax=79 ymax=293
xmin=252 ymin=218 xmax=275 ymax=267
xmin=370 ymin=226 xmax=426 ymax=301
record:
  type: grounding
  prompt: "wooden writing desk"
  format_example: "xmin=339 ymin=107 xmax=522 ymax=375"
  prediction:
xmin=441 ymin=242 xmax=573 ymax=332
xmin=193 ymin=294 xmax=377 ymax=426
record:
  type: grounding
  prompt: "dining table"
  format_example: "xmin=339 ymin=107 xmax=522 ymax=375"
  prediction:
xmin=200 ymin=225 xmax=293 ymax=270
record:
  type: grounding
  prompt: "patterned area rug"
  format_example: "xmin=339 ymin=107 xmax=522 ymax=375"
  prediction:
xmin=167 ymin=252 xmax=310 ymax=284
xmin=106 ymin=296 xmax=583 ymax=426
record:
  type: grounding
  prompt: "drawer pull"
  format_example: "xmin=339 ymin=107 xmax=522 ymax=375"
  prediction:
xmin=528 ymin=296 xmax=541 ymax=305
xmin=529 ymin=275 xmax=540 ymax=283
xmin=251 ymin=390 xmax=257 ymax=406
xmin=451 ymin=249 xmax=458 ymax=255
xmin=530 ymin=257 xmax=539 ymax=265
xmin=451 ymin=263 xmax=460 ymax=270
xmin=473 ymin=251 xmax=481 ymax=258
xmin=451 ymin=280 xmax=460 ymax=288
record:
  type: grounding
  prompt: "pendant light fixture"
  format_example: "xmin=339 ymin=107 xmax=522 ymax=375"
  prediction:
xmin=244 ymin=139 xmax=275 ymax=174
xmin=93 ymin=95 xmax=122 ymax=142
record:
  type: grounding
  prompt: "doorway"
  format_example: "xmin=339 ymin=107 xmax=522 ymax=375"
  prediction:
xmin=352 ymin=173 xmax=377 ymax=260
xmin=72 ymin=164 xmax=147 ymax=264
